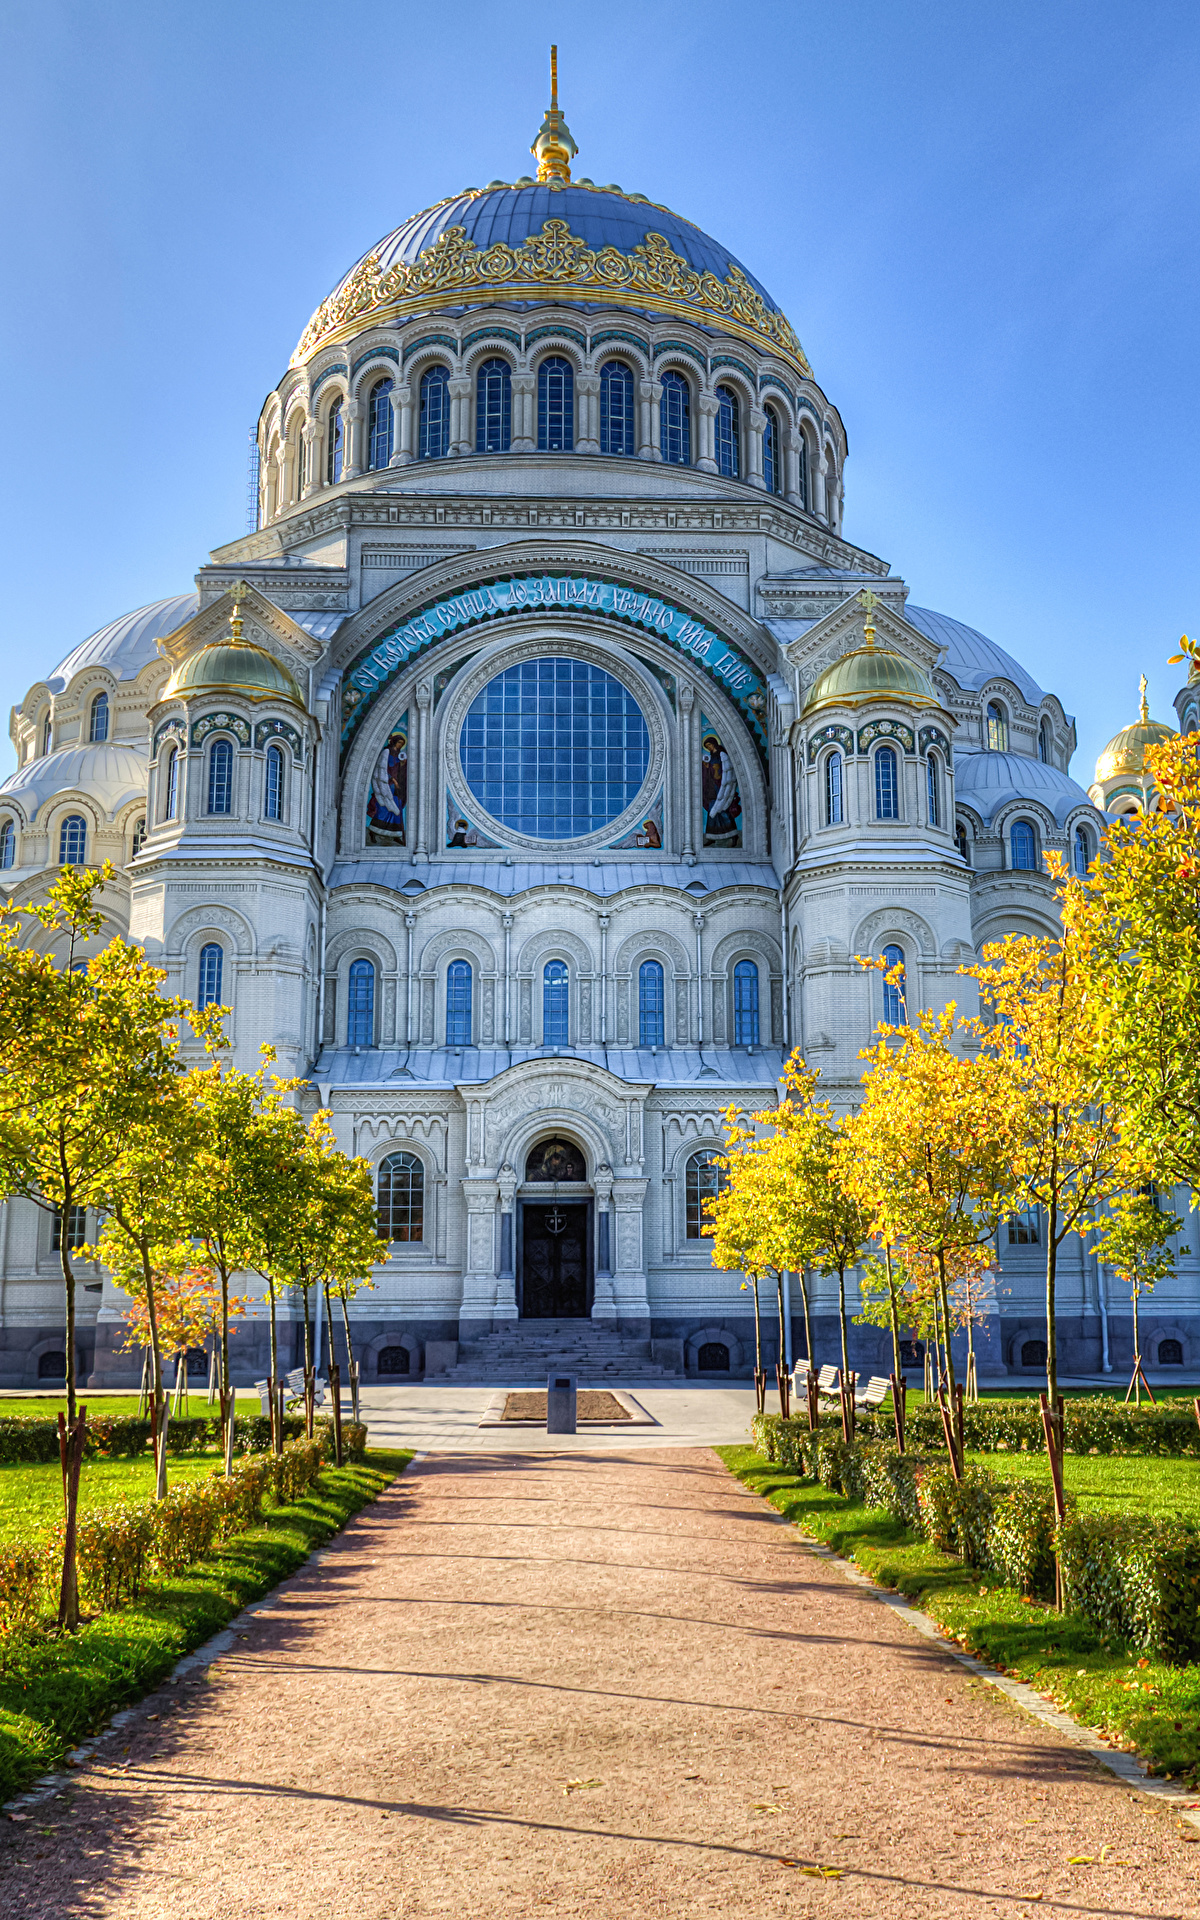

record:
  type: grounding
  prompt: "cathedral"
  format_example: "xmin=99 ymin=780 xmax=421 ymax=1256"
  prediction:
xmin=3 ymin=76 xmax=1197 ymax=1387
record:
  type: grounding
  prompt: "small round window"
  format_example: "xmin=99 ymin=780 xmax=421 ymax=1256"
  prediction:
xmin=459 ymin=658 xmax=650 ymax=839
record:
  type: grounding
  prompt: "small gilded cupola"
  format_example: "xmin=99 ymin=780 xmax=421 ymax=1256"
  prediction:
xmin=1089 ymin=673 xmax=1177 ymax=817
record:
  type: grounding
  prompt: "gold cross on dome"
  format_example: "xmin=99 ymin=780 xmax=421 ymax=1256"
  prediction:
xmin=1139 ymin=673 xmax=1149 ymax=723
xmin=858 ymin=590 xmax=882 ymax=616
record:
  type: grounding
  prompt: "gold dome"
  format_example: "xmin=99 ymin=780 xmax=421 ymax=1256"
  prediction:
xmin=1094 ymin=677 xmax=1175 ymax=784
xmin=803 ymin=645 xmax=937 ymax=715
xmin=165 ymin=639 xmax=304 ymax=706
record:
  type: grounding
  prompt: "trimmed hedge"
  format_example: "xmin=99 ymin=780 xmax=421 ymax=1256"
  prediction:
xmin=0 ymin=1412 xmax=367 ymax=1467
xmin=860 ymin=1395 xmax=1200 ymax=1459
xmin=754 ymin=1411 xmax=1200 ymax=1659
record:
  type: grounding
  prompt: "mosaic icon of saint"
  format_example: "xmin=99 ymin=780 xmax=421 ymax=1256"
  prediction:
xmin=701 ymin=732 xmax=741 ymax=844
xmin=366 ymin=729 xmax=407 ymax=842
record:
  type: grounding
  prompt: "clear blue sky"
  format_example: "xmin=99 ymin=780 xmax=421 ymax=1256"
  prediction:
xmin=2 ymin=0 xmax=1196 ymax=782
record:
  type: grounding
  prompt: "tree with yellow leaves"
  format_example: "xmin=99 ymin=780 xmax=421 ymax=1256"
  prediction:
xmin=1090 ymin=1187 xmax=1180 ymax=1406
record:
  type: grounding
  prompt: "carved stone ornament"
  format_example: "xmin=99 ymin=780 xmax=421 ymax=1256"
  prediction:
xmin=294 ymin=219 xmax=811 ymax=377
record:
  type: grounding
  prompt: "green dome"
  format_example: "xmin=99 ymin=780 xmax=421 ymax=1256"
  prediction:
xmin=803 ymin=646 xmax=937 ymax=715
xmin=165 ymin=641 xmax=304 ymax=706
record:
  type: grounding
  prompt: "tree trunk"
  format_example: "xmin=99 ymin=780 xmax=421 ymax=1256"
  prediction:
xmin=884 ymin=1245 xmax=903 ymax=1382
xmin=836 ymin=1264 xmax=850 ymax=1379
xmin=268 ymin=1278 xmax=281 ymax=1455
xmin=56 ymin=1406 xmax=86 ymax=1631
xmin=338 ymin=1290 xmax=360 ymax=1424
xmin=797 ymin=1264 xmax=814 ymax=1369
xmin=60 ymin=1215 xmax=77 ymax=1425
xmin=774 ymin=1271 xmax=790 ymax=1419
xmin=219 ymin=1254 xmax=235 ymax=1476
xmin=748 ymin=1276 xmax=766 ymax=1414
xmin=139 ymin=1238 xmax=168 ymax=1501
xmin=936 ymin=1247 xmax=962 ymax=1471
xmin=1132 ymin=1283 xmax=1141 ymax=1404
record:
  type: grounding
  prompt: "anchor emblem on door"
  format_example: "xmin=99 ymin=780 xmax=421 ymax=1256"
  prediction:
xmin=544 ymin=1208 xmax=567 ymax=1234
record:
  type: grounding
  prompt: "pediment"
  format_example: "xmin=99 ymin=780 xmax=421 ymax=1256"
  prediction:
xmin=156 ymin=581 xmax=326 ymax=673
xmin=785 ymin=591 xmax=945 ymax=693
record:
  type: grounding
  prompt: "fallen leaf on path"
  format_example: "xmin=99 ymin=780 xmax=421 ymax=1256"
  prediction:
xmin=752 ymin=1803 xmax=783 ymax=1814
xmin=562 ymin=1778 xmax=603 ymax=1795
xmin=1067 ymin=1855 xmax=1095 ymax=1865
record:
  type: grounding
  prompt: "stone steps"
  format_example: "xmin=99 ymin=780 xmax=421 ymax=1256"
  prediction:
xmin=446 ymin=1319 xmax=678 ymax=1382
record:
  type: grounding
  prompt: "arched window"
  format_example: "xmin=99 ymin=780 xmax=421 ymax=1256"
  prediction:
xmin=378 ymin=1345 xmax=410 ymax=1375
xmin=638 ymin=959 xmax=665 ymax=1048
xmin=825 ymin=450 xmax=838 ymax=523
xmin=377 ymin=1151 xmax=424 ymax=1243
xmin=543 ymin=960 xmax=569 ymax=1045
xmin=1184 ymin=704 xmax=1199 ymax=736
xmin=131 ymin=816 xmax=146 ymax=858
xmin=733 ymin=959 xmax=759 ymax=1046
xmin=89 ymin=692 xmax=109 ymax=743
xmin=163 ymin=744 xmax=179 ymax=820
xmin=58 ymin=814 xmax=86 ymax=866
xmin=1021 ymin=1337 xmax=1047 ymax=1367
xmin=882 ymin=943 xmax=906 ymax=1025
xmin=697 ymin=1341 xmax=730 ymax=1372
xmin=875 ymin=746 xmax=899 ymax=819
xmin=1010 ymin=820 xmax=1037 ymax=870
xmin=294 ymin=424 xmax=307 ymax=499
xmin=659 ymin=369 xmax=691 ymax=465
xmin=446 ymin=959 xmax=472 ymax=1047
xmin=714 ymin=385 xmax=739 ymax=477
xmin=41 ymin=714 xmax=52 ymax=755
xmin=599 ymin=359 xmax=635 ymax=455
xmin=325 ymin=398 xmax=344 ymax=484
xmin=0 ymin=818 xmax=13 ymax=869
xmin=367 ymin=377 xmax=394 ymax=469
xmin=38 ymin=1349 xmax=67 ymax=1379
xmin=537 ymin=356 xmax=574 ymax=451
xmin=955 ymin=819 xmax=970 ymax=864
xmin=346 ymin=958 xmax=375 ymax=1047
xmin=1038 ymin=719 xmax=1052 ymax=764
xmin=1073 ymin=825 xmax=1092 ymax=876
xmin=264 ymin=744 xmax=284 ymax=821
xmin=986 ymin=701 xmax=1008 ymax=752
xmin=926 ymin=752 xmax=940 ymax=827
xmin=207 ymin=738 xmax=233 ymax=815
xmin=825 ymin=749 xmax=844 ymax=825
xmin=475 ymin=358 xmax=512 ymax=452
xmin=197 ymin=942 xmax=223 ymax=1009
xmin=763 ymin=405 xmax=780 ymax=494
xmin=1158 ymin=1337 xmax=1184 ymax=1366
xmin=797 ymin=434 xmax=809 ymax=508
xmin=685 ymin=1149 xmax=726 ymax=1238
xmin=419 ymin=365 xmax=450 ymax=459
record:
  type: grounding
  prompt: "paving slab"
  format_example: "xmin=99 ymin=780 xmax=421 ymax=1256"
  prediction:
xmin=4 ymin=1448 xmax=1197 ymax=1918
xmin=357 ymin=1380 xmax=759 ymax=1451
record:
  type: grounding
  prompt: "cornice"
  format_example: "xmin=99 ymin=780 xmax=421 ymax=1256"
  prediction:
xmin=159 ymin=582 xmax=327 ymax=673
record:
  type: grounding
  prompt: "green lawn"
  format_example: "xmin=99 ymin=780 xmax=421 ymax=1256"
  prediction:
xmin=0 ymin=1453 xmax=229 ymax=1544
xmin=718 ymin=1443 xmax=1200 ymax=1791
xmin=0 ymin=1448 xmax=413 ymax=1802
xmin=965 ymin=1447 xmax=1200 ymax=1520
xmin=0 ymin=1393 xmax=262 ymax=1420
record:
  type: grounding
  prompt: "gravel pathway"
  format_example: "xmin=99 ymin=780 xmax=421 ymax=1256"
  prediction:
xmin=3 ymin=1448 xmax=1196 ymax=1917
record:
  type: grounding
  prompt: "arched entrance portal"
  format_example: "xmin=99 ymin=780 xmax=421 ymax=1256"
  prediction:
xmin=520 ymin=1137 xmax=592 ymax=1318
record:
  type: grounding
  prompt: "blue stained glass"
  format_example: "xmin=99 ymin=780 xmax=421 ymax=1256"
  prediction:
xmin=326 ymin=399 xmax=344 ymax=484
xmin=419 ymin=365 xmax=450 ymax=458
xmin=476 ymin=358 xmax=511 ymax=452
xmin=638 ymin=960 xmax=665 ymax=1047
xmin=875 ymin=746 xmax=898 ymax=820
xmin=882 ymin=944 xmax=906 ymax=1025
xmin=367 ymin=378 xmax=394 ymax=469
xmin=660 ymin=370 xmax=691 ymax=465
xmin=347 ymin=958 xmax=375 ymax=1045
xmin=926 ymin=753 xmax=940 ymax=826
xmin=446 ymin=960 xmax=472 ymax=1046
xmin=537 ymin=357 xmax=574 ymax=451
xmin=207 ymin=738 xmax=233 ymax=815
xmin=164 ymin=745 xmax=179 ymax=819
xmin=763 ymin=406 xmax=780 ymax=494
xmin=459 ymin=658 xmax=650 ymax=839
xmin=715 ymin=386 xmax=739 ymax=477
xmin=1010 ymin=820 xmax=1037 ymax=870
xmin=543 ymin=961 xmax=569 ymax=1044
xmin=198 ymin=942 xmax=223 ymax=1009
xmin=733 ymin=960 xmax=759 ymax=1045
xmin=264 ymin=744 xmax=284 ymax=821
xmin=59 ymin=814 xmax=86 ymax=865
xmin=0 ymin=818 xmax=13 ymax=869
xmin=600 ymin=360 xmax=635 ymax=455
xmin=825 ymin=749 xmax=843 ymax=824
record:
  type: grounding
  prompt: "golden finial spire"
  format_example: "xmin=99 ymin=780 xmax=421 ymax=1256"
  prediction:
xmin=532 ymin=44 xmax=578 ymax=183
xmin=1139 ymin=673 xmax=1149 ymax=724
xmin=858 ymin=588 xmax=880 ymax=650
xmin=228 ymin=580 xmax=249 ymax=643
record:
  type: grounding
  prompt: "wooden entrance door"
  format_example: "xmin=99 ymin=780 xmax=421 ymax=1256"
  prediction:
xmin=520 ymin=1202 xmax=590 ymax=1318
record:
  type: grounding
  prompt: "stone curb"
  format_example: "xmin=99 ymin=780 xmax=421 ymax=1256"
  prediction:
xmin=3 ymin=1457 xmax=421 ymax=1818
xmin=758 ymin=1505 xmax=1200 ymax=1837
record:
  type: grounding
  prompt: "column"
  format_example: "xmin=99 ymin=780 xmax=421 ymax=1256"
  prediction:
xmin=783 ymin=426 xmax=802 ymax=505
xmin=301 ymin=420 xmax=320 ymax=498
xmin=342 ymin=400 xmax=364 ymax=479
xmin=611 ymin=1175 xmax=650 ymax=1332
xmin=511 ymin=372 xmax=536 ymax=451
xmin=597 ymin=913 xmax=609 ymax=1044
xmin=747 ymin=408 xmax=767 ymax=489
xmin=448 ymin=375 xmax=472 ymax=456
xmin=391 ymin=383 xmax=413 ymax=465
xmin=638 ymin=376 xmax=658 ymax=460
xmin=459 ymin=1178 xmax=503 ymax=1336
xmin=592 ymin=1165 xmax=616 ymax=1321
xmin=576 ymin=373 xmax=600 ymax=453
xmin=678 ymin=684 xmax=696 ymax=859
xmin=694 ymin=911 xmax=705 ymax=1046
xmin=412 ymin=678 xmax=432 ymax=861
xmin=496 ymin=1163 xmax=517 ymax=1320
xmin=815 ymin=451 xmax=829 ymax=521
xmin=502 ymin=912 xmax=513 ymax=1045
xmin=696 ymin=390 xmax=719 ymax=474
xmin=404 ymin=912 xmax=416 ymax=1045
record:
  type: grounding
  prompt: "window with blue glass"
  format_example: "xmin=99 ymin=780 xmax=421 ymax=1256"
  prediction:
xmin=599 ymin=360 xmax=635 ymax=455
xmin=207 ymin=738 xmax=233 ymax=815
xmin=475 ymin=358 xmax=511 ymax=452
xmin=367 ymin=378 xmax=393 ymax=469
xmin=346 ymin=958 xmax=375 ymax=1046
xmin=1010 ymin=819 xmax=1037 ymax=870
xmin=763 ymin=406 xmax=780 ymax=494
xmin=926 ymin=752 xmax=940 ymax=826
xmin=264 ymin=744 xmax=284 ymax=821
xmin=0 ymin=818 xmax=13 ymax=869
xmin=295 ymin=426 xmax=307 ymax=498
xmin=326 ymin=398 xmax=344 ymax=484
xmin=58 ymin=814 xmax=86 ymax=866
xmin=163 ymin=744 xmax=179 ymax=820
xmin=1073 ymin=825 xmax=1092 ymax=876
xmin=446 ymin=960 xmax=472 ymax=1046
xmin=659 ymin=369 xmax=691 ymax=465
xmin=882 ymin=943 xmax=906 ymax=1025
xmin=537 ymin=357 xmax=574 ymax=451
xmin=89 ymin=692 xmax=109 ymax=743
xmin=197 ymin=942 xmax=223 ymax=1009
xmin=543 ymin=961 xmax=569 ymax=1045
xmin=986 ymin=701 xmax=1008 ymax=752
xmin=733 ymin=960 xmax=759 ymax=1046
xmin=638 ymin=959 xmax=665 ymax=1048
xmin=825 ymin=749 xmax=843 ymax=825
xmin=714 ymin=386 xmax=739 ymax=477
xmin=460 ymin=658 xmax=650 ymax=840
xmin=875 ymin=746 xmax=899 ymax=819
xmin=419 ymin=365 xmax=450 ymax=459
